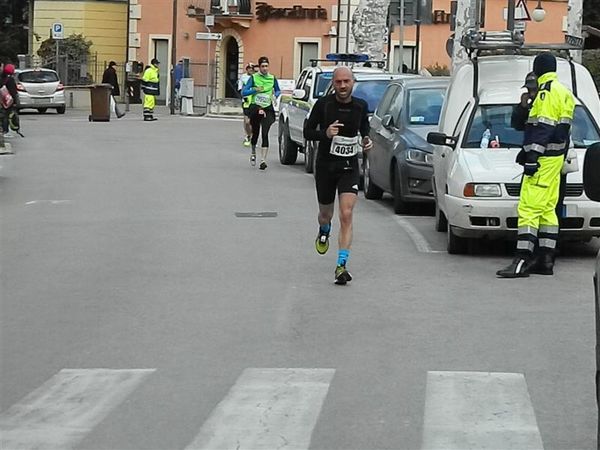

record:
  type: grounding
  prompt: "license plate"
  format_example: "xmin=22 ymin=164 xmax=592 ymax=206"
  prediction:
xmin=33 ymin=97 xmax=51 ymax=104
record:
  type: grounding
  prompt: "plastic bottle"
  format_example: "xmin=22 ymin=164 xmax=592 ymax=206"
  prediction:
xmin=480 ymin=128 xmax=491 ymax=149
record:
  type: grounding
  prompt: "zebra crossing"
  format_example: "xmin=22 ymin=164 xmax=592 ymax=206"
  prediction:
xmin=0 ymin=368 xmax=544 ymax=450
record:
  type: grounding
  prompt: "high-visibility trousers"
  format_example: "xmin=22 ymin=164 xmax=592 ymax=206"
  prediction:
xmin=516 ymin=154 xmax=563 ymax=255
xmin=143 ymin=94 xmax=156 ymax=117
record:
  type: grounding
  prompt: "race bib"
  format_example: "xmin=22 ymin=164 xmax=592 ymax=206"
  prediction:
xmin=329 ymin=135 xmax=359 ymax=157
xmin=255 ymin=92 xmax=272 ymax=107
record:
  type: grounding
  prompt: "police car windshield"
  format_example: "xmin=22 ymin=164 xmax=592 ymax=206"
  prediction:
xmin=464 ymin=104 xmax=600 ymax=149
xmin=315 ymin=73 xmax=333 ymax=98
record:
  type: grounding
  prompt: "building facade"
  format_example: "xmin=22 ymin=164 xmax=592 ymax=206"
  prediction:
xmin=131 ymin=0 xmax=569 ymax=102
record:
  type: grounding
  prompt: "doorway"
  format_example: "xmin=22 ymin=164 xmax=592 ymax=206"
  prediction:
xmin=152 ymin=39 xmax=169 ymax=105
xmin=224 ymin=37 xmax=239 ymax=98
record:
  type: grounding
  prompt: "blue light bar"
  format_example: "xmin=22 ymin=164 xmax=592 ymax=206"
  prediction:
xmin=325 ymin=53 xmax=369 ymax=62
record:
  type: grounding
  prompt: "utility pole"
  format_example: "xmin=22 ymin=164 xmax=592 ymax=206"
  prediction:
xmin=566 ymin=0 xmax=584 ymax=62
xmin=170 ymin=0 xmax=177 ymax=115
xmin=399 ymin=0 xmax=404 ymax=72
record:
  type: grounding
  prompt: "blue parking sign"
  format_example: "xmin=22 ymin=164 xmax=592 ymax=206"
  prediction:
xmin=52 ymin=22 xmax=64 ymax=39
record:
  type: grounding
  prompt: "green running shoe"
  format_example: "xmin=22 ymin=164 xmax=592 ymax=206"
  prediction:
xmin=315 ymin=228 xmax=330 ymax=255
xmin=243 ymin=137 xmax=251 ymax=147
xmin=334 ymin=265 xmax=352 ymax=285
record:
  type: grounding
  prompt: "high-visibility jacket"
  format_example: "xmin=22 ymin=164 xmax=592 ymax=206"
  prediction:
xmin=141 ymin=64 xmax=160 ymax=96
xmin=241 ymin=73 xmax=281 ymax=108
xmin=523 ymin=72 xmax=575 ymax=157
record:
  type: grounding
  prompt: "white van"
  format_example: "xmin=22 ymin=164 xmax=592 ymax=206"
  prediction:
xmin=428 ymin=34 xmax=600 ymax=254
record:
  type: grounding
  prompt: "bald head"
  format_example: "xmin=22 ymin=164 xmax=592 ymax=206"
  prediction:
xmin=332 ymin=66 xmax=354 ymax=103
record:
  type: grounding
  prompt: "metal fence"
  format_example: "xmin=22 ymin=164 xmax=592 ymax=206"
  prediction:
xmin=19 ymin=53 xmax=107 ymax=86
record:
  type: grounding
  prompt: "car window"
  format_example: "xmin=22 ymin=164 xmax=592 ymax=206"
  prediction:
xmin=386 ymin=86 xmax=404 ymax=126
xmin=407 ymin=88 xmax=445 ymax=125
xmin=295 ymin=70 xmax=308 ymax=90
xmin=315 ymin=72 xmax=333 ymax=98
xmin=352 ymin=79 xmax=395 ymax=114
xmin=463 ymin=104 xmax=600 ymax=148
xmin=18 ymin=71 xmax=59 ymax=83
xmin=374 ymin=85 xmax=399 ymax=118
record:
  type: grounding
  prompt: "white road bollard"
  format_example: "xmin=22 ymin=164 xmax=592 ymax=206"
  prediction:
xmin=180 ymin=78 xmax=195 ymax=116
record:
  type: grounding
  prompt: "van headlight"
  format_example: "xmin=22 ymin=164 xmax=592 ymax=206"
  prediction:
xmin=463 ymin=183 xmax=502 ymax=197
xmin=406 ymin=149 xmax=433 ymax=166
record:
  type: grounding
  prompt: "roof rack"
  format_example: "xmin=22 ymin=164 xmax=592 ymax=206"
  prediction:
xmin=309 ymin=53 xmax=385 ymax=69
xmin=459 ymin=30 xmax=585 ymax=101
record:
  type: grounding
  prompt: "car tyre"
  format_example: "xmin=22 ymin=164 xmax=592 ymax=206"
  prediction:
xmin=434 ymin=199 xmax=448 ymax=232
xmin=363 ymin=155 xmax=383 ymax=200
xmin=447 ymin=225 xmax=469 ymax=254
xmin=392 ymin=164 xmax=410 ymax=214
xmin=38 ymin=108 xmax=47 ymax=114
xmin=278 ymin=119 xmax=298 ymax=165
xmin=304 ymin=141 xmax=314 ymax=173
xmin=56 ymin=106 xmax=66 ymax=114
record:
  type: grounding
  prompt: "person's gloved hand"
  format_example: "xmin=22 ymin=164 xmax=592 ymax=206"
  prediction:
xmin=523 ymin=151 xmax=540 ymax=176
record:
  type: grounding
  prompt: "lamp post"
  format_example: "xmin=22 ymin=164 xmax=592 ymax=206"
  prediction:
xmin=170 ymin=0 xmax=178 ymax=115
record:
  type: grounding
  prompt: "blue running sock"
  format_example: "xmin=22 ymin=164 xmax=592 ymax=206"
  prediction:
xmin=319 ymin=223 xmax=331 ymax=234
xmin=337 ymin=249 xmax=350 ymax=267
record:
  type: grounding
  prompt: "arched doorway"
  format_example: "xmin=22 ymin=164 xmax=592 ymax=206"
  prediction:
xmin=224 ymin=37 xmax=239 ymax=98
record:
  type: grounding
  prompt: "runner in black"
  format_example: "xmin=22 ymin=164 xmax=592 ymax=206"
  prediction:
xmin=303 ymin=66 xmax=372 ymax=285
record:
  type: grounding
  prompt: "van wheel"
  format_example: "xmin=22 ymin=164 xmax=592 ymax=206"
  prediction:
xmin=447 ymin=225 xmax=469 ymax=254
xmin=304 ymin=141 xmax=314 ymax=173
xmin=392 ymin=164 xmax=410 ymax=214
xmin=363 ymin=155 xmax=383 ymax=200
xmin=278 ymin=120 xmax=298 ymax=165
xmin=56 ymin=106 xmax=66 ymax=114
xmin=38 ymin=108 xmax=47 ymax=114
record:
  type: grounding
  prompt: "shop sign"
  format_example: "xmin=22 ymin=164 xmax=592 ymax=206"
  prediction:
xmin=255 ymin=3 xmax=327 ymax=21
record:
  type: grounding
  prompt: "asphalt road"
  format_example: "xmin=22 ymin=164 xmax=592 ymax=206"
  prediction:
xmin=0 ymin=107 xmax=597 ymax=450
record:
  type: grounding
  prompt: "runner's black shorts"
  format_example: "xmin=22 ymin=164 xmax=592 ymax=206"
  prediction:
xmin=243 ymin=107 xmax=251 ymax=117
xmin=315 ymin=157 xmax=360 ymax=205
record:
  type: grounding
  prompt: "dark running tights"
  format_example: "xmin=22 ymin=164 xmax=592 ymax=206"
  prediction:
xmin=250 ymin=106 xmax=275 ymax=147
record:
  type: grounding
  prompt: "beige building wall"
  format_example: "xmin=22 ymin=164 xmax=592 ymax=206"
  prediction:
xmin=33 ymin=0 xmax=127 ymax=66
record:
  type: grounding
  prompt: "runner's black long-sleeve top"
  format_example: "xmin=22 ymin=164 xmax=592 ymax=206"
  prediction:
xmin=304 ymin=94 xmax=370 ymax=162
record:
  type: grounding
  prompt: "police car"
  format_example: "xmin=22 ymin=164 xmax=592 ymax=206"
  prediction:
xmin=427 ymin=31 xmax=600 ymax=254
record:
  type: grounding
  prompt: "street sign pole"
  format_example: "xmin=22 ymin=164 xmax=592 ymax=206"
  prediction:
xmin=205 ymin=15 xmax=214 ymax=109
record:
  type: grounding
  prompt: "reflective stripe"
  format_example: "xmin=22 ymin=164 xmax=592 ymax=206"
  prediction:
xmin=538 ymin=238 xmax=557 ymax=249
xmin=559 ymin=117 xmax=572 ymax=124
xmin=539 ymin=225 xmax=559 ymax=234
xmin=546 ymin=143 xmax=566 ymax=151
xmin=524 ymin=143 xmax=546 ymax=154
xmin=537 ymin=116 xmax=557 ymax=126
xmin=517 ymin=240 xmax=535 ymax=252
xmin=518 ymin=226 xmax=538 ymax=236
xmin=527 ymin=118 xmax=537 ymax=124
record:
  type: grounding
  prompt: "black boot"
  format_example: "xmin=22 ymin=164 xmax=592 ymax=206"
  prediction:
xmin=529 ymin=249 xmax=554 ymax=275
xmin=496 ymin=255 xmax=533 ymax=278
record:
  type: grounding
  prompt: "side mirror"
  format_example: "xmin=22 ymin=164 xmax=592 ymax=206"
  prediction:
xmin=583 ymin=142 xmax=600 ymax=202
xmin=292 ymin=89 xmax=306 ymax=100
xmin=427 ymin=132 xmax=457 ymax=149
xmin=382 ymin=114 xmax=394 ymax=128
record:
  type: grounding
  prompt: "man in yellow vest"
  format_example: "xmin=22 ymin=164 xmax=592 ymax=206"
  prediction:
xmin=497 ymin=53 xmax=575 ymax=278
xmin=141 ymin=58 xmax=160 ymax=121
xmin=241 ymin=56 xmax=281 ymax=169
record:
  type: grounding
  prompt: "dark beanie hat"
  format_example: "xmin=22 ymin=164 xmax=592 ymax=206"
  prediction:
xmin=533 ymin=52 xmax=556 ymax=77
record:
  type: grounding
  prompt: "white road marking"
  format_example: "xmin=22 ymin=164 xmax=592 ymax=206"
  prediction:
xmin=185 ymin=368 xmax=335 ymax=450
xmin=421 ymin=371 xmax=544 ymax=450
xmin=25 ymin=200 xmax=71 ymax=206
xmin=394 ymin=216 xmax=437 ymax=253
xmin=0 ymin=368 xmax=155 ymax=450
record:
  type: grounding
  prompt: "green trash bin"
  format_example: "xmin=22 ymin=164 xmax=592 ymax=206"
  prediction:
xmin=88 ymin=83 xmax=112 ymax=122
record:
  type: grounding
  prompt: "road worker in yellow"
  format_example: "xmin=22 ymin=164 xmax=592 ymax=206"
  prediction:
xmin=497 ymin=52 xmax=575 ymax=278
xmin=141 ymin=58 xmax=160 ymax=121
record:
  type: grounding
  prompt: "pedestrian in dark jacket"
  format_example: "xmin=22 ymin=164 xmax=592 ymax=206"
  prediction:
xmin=102 ymin=61 xmax=120 ymax=96
xmin=1 ymin=63 xmax=19 ymax=136
xmin=102 ymin=61 xmax=125 ymax=118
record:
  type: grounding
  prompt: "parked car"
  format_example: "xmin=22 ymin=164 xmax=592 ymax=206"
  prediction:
xmin=581 ymin=142 xmax=600 ymax=446
xmin=278 ymin=54 xmax=391 ymax=173
xmin=427 ymin=33 xmax=600 ymax=254
xmin=364 ymin=77 xmax=449 ymax=213
xmin=15 ymin=68 xmax=66 ymax=114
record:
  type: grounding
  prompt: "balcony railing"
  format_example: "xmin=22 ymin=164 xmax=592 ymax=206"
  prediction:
xmin=187 ymin=0 xmax=251 ymax=17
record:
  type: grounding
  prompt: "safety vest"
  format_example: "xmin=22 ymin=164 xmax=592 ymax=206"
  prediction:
xmin=250 ymin=73 xmax=275 ymax=108
xmin=141 ymin=64 xmax=160 ymax=96
xmin=523 ymin=72 xmax=575 ymax=157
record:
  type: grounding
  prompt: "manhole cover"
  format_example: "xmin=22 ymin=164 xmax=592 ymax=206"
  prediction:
xmin=235 ymin=212 xmax=278 ymax=218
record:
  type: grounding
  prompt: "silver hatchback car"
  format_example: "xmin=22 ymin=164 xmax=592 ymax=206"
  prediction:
xmin=15 ymin=68 xmax=66 ymax=114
